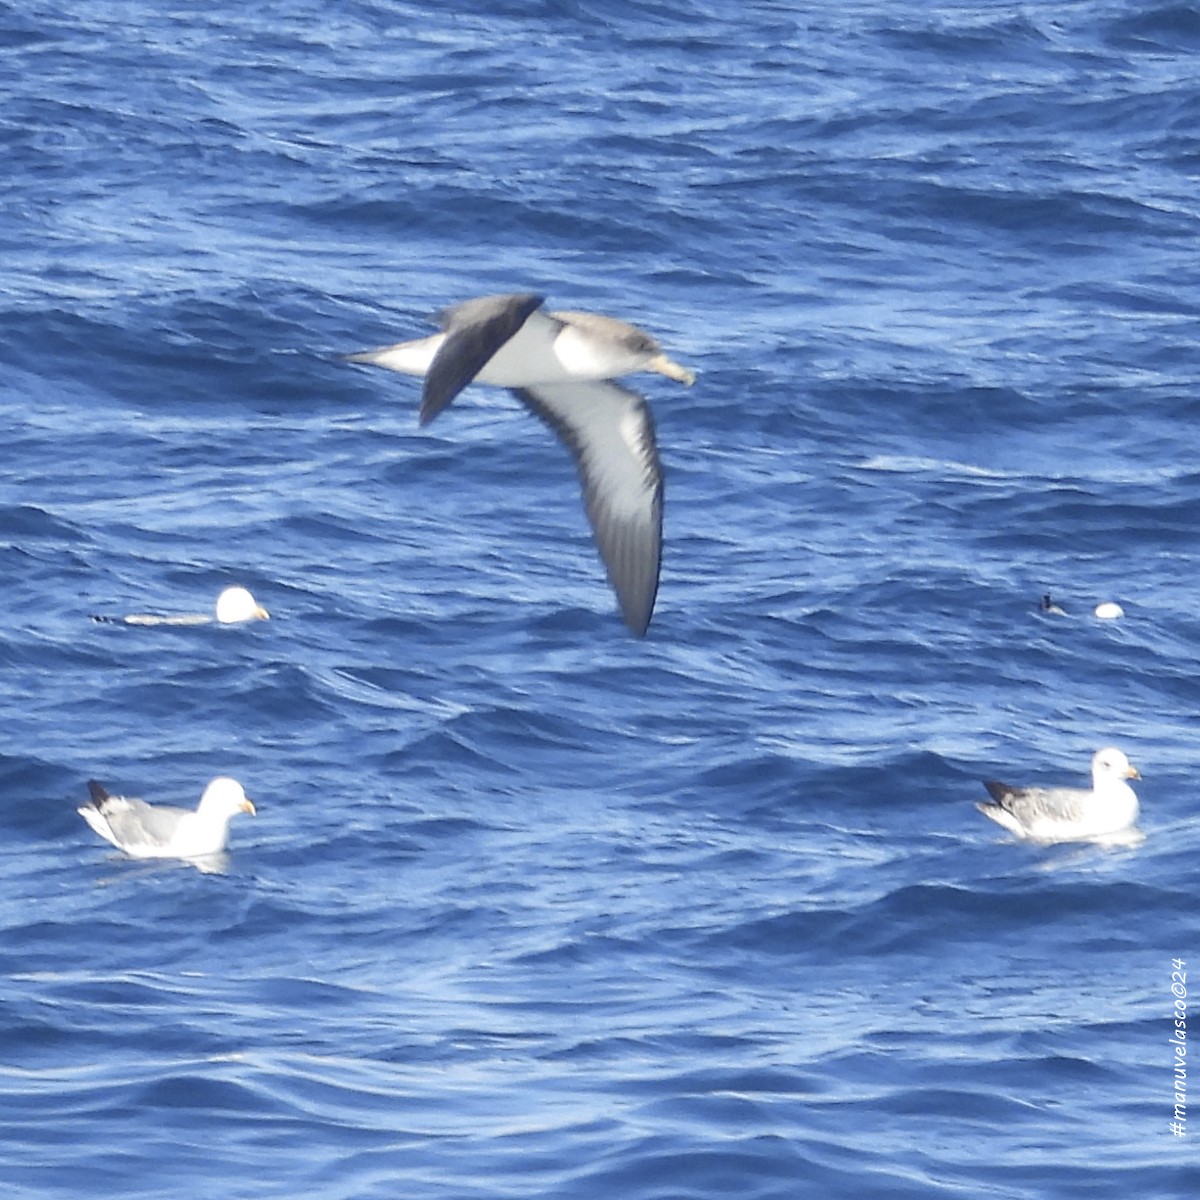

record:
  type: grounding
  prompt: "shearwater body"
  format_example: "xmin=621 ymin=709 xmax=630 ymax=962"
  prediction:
xmin=2 ymin=2 xmax=1198 ymax=1196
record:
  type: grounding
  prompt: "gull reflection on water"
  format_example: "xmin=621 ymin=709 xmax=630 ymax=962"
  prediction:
xmin=89 ymin=850 xmax=233 ymax=883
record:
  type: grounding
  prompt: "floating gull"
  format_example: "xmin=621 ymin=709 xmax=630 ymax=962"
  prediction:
xmin=346 ymin=292 xmax=695 ymax=636
xmin=976 ymin=747 xmax=1142 ymax=845
xmin=78 ymin=776 xmax=256 ymax=860
xmin=92 ymin=586 xmax=269 ymax=627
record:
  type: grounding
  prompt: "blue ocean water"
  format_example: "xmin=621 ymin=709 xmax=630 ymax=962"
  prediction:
xmin=2 ymin=0 xmax=1198 ymax=1195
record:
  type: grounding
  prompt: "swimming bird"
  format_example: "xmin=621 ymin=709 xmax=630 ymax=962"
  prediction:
xmin=92 ymin=585 xmax=269 ymax=627
xmin=976 ymin=747 xmax=1141 ymax=845
xmin=1039 ymin=593 xmax=1066 ymax=616
xmin=346 ymin=292 xmax=695 ymax=636
xmin=78 ymin=776 xmax=256 ymax=860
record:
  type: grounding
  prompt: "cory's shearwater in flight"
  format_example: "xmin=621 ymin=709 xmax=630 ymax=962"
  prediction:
xmin=345 ymin=293 xmax=695 ymax=636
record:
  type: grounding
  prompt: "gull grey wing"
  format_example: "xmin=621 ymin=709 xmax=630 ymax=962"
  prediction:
xmin=514 ymin=380 xmax=662 ymax=637
xmin=421 ymin=294 xmax=545 ymax=426
xmin=100 ymin=797 xmax=191 ymax=850
xmin=983 ymin=782 xmax=1088 ymax=824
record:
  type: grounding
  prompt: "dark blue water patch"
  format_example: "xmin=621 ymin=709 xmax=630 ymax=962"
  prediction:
xmin=568 ymin=1138 xmax=821 ymax=1200
xmin=405 ymin=716 xmax=540 ymax=777
xmin=877 ymin=11 xmax=1054 ymax=60
xmin=0 ymin=2 xmax=52 ymax=47
xmin=1 ymin=296 xmax=363 ymax=415
xmin=870 ymin=1080 xmax=1041 ymax=1123
xmin=0 ymin=749 xmax=68 ymax=796
xmin=1047 ymin=278 xmax=1200 ymax=319
xmin=899 ymin=178 xmax=1161 ymax=250
xmin=778 ymin=750 xmax=968 ymax=815
xmin=701 ymin=877 xmax=1176 ymax=964
xmin=272 ymin=190 xmax=463 ymax=238
xmin=133 ymin=1068 xmax=283 ymax=1118
xmin=0 ymin=503 xmax=89 ymax=543
xmin=0 ymin=752 xmax=89 ymax=842
xmin=804 ymin=378 xmax=1045 ymax=444
xmin=974 ymin=485 xmax=1200 ymax=556
xmin=1104 ymin=2 xmax=1200 ymax=51
xmin=7 ymin=974 xmax=254 ymax=1066
xmin=687 ymin=750 xmax=807 ymax=806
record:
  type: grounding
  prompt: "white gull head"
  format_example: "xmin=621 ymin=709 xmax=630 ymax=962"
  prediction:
xmin=215 ymin=587 xmax=270 ymax=624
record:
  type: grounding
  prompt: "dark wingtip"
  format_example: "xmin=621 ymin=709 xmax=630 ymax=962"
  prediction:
xmin=417 ymin=395 xmax=442 ymax=427
xmin=623 ymin=614 xmax=650 ymax=638
xmin=618 ymin=595 xmax=654 ymax=638
xmin=419 ymin=377 xmax=461 ymax=428
xmin=86 ymin=779 xmax=110 ymax=806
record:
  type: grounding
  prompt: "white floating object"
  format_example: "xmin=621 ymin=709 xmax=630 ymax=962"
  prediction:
xmin=1093 ymin=601 xmax=1124 ymax=620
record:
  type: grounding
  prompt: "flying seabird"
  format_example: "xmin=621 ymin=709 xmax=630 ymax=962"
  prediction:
xmin=976 ymin=747 xmax=1142 ymax=845
xmin=91 ymin=586 xmax=270 ymax=627
xmin=346 ymin=293 xmax=695 ymax=636
xmin=78 ymin=777 xmax=256 ymax=860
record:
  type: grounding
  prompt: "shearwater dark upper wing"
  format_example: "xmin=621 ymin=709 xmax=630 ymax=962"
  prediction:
xmin=420 ymin=293 xmax=545 ymax=426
